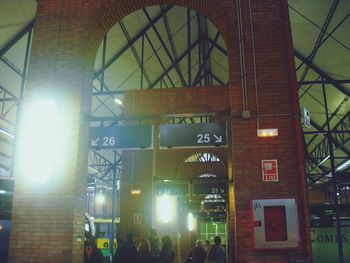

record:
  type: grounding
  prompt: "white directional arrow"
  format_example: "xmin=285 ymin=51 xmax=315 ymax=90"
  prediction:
xmin=213 ymin=134 xmax=223 ymax=143
xmin=91 ymin=138 xmax=99 ymax=146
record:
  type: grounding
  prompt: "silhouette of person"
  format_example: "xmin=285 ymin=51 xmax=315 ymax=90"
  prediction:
xmin=135 ymin=238 xmax=160 ymax=263
xmin=113 ymin=233 xmax=137 ymax=263
xmin=84 ymin=238 xmax=104 ymax=263
xmin=207 ymin=236 xmax=227 ymax=263
xmin=159 ymin=235 xmax=175 ymax=263
xmin=187 ymin=239 xmax=207 ymax=263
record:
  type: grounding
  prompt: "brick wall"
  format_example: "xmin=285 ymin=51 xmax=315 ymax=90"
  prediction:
xmin=8 ymin=0 xmax=311 ymax=262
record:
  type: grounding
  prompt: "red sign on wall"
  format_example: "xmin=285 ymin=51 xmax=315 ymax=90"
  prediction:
xmin=261 ymin=160 xmax=278 ymax=182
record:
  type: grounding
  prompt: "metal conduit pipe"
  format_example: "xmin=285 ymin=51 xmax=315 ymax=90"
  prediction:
xmin=248 ymin=0 xmax=260 ymax=129
xmin=236 ymin=0 xmax=248 ymax=111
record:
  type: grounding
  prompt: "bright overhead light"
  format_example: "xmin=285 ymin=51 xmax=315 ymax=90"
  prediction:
xmin=187 ymin=212 xmax=194 ymax=231
xmin=114 ymin=97 xmax=123 ymax=106
xmin=156 ymin=194 xmax=177 ymax=224
xmin=0 ymin=128 xmax=14 ymax=138
xmin=336 ymin=159 xmax=350 ymax=172
xmin=96 ymin=193 xmax=106 ymax=205
xmin=257 ymin=128 xmax=278 ymax=137
xmin=17 ymin=99 xmax=66 ymax=184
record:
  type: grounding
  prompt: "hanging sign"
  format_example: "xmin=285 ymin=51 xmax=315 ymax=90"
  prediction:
xmin=160 ymin=123 xmax=227 ymax=148
xmin=261 ymin=159 xmax=278 ymax=182
xmin=89 ymin=125 xmax=153 ymax=149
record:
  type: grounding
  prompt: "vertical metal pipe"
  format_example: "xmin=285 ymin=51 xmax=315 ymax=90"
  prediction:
xmin=187 ymin=8 xmax=191 ymax=86
xmin=101 ymin=35 xmax=107 ymax=92
xmin=322 ymin=80 xmax=344 ymax=263
xmin=94 ymin=184 xmax=97 ymax=217
xmin=10 ymin=26 xmax=32 ymax=177
xmin=109 ymin=151 xmax=117 ymax=262
xmin=141 ymin=35 xmax=145 ymax=90
xmin=197 ymin=13 xmax=202 ymax=87
xmin=87 ymin=193 xmax=90 ymax=215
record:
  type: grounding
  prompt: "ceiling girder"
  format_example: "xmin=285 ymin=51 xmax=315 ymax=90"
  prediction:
xmin=306 ymin=115 xmax=350 ymax=172
xmin=298 ymin=80 xmax=350 ymax=85
xmin=206 ymin=36 xmax=227 ymax=56
xmin=294 ymin=7 xmax=350 ymax=72
xmin=0 ymin=56 xmax=23 ymax=77
xmin=306 ymin=96 xmax=348 ymax=148
xmin=209 ymin=72 xmax=225 ymax=85
xmin=144 ymin=32 xmax=174 ymax=87
xmin=143 ymin=8 xmax=187 ymax=87
xmin=294 ymin=50 xmax=350 ymax=97
xmin=0 ymin=20 xmax=35 ymax=58
xmin=197 ymin=13 xmax=212 ymax=86
xmin=150 ymin=38 xmax=200 ymax=88
xmin=298 ymin=0 xmax=338 ymax=84
xmin=192 ymin=32 xmax=220 ymax=86
xmin=119 ymin=20 xmax=152 ymax=88
xmin=161 ymin=4 xmax=186 ymax=87
xmin=93 ymin=5 xmax=173 ymax=79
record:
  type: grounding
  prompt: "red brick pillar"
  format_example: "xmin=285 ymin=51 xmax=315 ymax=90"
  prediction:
xmin=8 ymin=1 xmax=99 ymax=262
xmin=229 ymin=0 xmax=311 ymax=262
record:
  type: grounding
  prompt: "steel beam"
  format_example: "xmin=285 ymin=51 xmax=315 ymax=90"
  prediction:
xmin=294 ymin=50 xmax=350 ymax=97
xmin=149 ymin=38 xmax=200 ymax=88
xmin=93 ymin=6 xmax=173 ymax=79
xmin=144 ymin=32 xmax=175 ymax=87
xmin=187 ymin=8 xmax=192 ymax=86
xmin=0 ymin=20 xmax=35 ymax=58
xmin=295 ymin=0 xmax=339 ymax=79
xmin=119 ymin=20 xmax=152 ymax=87
xmin=307 ymin=114 xmax=350 ymax=170
xmin=161 ymin=5 xmax=186 ymax=86
xmin=192 ymin=32 xmax=220 ymax=86
xmin=298 ymin=79 xmax=350 ymax=85
xmin=143 ymin=8 xmax=187 ymax=87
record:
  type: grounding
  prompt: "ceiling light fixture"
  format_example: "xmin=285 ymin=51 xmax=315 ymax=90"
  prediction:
xmin=336 ymin=159 xmax=350 ymax=172
xmin=0 ymin=128 xmax=14 ymax=138
xmin=114 ymin=97 xmax=123 ymax=106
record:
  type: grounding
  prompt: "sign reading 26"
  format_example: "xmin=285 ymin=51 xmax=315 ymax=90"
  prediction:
xmin=102 ymin=136 xmax=116 ymax=146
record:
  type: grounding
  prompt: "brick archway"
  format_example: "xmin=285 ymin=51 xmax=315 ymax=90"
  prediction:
xmin=85 ymin=0 xmax=240 ymax=87
xmin=176 ymin=151 xmax=227 ymax=179
xmin=8 ymin=1 xmax=311 ymax=262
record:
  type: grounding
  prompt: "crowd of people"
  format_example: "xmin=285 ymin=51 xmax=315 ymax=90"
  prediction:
xmin=186 ymin=236 xmax=227 ymax=263
xmin=112 ymin=232 xmax=175 ymax=263
xmin=83 ymin=229 xmax=175 ymax=263
xmin=83 ymin=230 xmax=226 ymax=263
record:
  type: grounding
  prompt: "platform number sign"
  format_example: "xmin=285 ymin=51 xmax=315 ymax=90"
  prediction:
xmin=91 ymin=136 xmax=116 ymax=147
xmin=193 ymin=182 xmax=226 ymax=195
xmin=89 ymin=125 xmax=153 ymax=149
xmin=160 ymin=123 xmax=227 ymax=148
